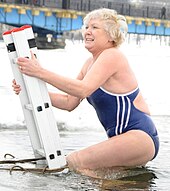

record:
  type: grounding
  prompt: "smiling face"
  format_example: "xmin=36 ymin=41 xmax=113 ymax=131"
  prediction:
xmin=82 ymin=19 xmax=112 ymax=53
xmin=82 ymin=8 xmax=127 ymax=54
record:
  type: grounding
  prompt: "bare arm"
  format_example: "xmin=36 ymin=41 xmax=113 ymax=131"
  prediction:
xmin=48 ymin=70 xmax=85 ymax=111
xmin=13 ymin=57 xmax=88 ymax=111
xmin=17 ymin=49 xmax=119 ymax=99
xmin=49 ymin=92 xmax=82 ymax=111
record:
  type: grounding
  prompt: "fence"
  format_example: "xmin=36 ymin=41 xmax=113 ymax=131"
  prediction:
xmin=1 ymin=0 xmax=170 ymax=19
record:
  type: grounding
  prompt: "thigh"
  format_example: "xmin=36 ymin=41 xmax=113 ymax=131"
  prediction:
xmin=67 ymin=130 xmax=155 ymax=170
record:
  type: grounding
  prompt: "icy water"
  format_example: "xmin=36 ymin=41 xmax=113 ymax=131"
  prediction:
xmin=0 ymin=37 xmax=170 ymax=190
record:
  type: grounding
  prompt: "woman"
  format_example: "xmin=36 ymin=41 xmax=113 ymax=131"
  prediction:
xmin=13 ymin=8 xmax=159 ymax=173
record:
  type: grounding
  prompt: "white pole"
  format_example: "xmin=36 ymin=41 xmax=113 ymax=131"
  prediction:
xmin=3 ymin=26 xmax=66 ymax=169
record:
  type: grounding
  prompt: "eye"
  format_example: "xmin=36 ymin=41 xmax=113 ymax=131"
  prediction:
xmin=82 ymin=25 xmax=100 ymax=31
xmin=92 ymin=25 xmax=100 ymax=29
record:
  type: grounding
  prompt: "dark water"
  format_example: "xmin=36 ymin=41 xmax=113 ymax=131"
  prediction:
xmin=0 ymin=115 xmax=170 ymax=191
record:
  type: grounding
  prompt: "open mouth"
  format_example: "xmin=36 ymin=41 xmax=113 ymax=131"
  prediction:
xmin=85 ymin=38 xmax=94 ymax=42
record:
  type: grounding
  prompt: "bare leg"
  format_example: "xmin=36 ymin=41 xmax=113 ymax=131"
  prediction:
xmin=66 ymin=130 xmax=155 ymax=173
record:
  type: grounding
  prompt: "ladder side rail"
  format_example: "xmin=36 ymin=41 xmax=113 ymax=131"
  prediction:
xmin=23 ymin=26 xmax=66 ymax=167
xmin=12 ymin=28 xmax=66 ymax=169
xmin=2 ymin=31 xmax=45 ymax=162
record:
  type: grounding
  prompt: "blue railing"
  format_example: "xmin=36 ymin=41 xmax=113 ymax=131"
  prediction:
xmin=1 ymin=0 xmax=170 ymax=20
xmin=0 ymin=0 xmax=170 ymax=36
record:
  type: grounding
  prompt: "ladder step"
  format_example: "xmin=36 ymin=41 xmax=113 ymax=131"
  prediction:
xmin=3 ymin=25 xmax=66 ymax=169
xmin=35 ymin=149 xmax=45 ymax=157
xmin=25 ymin=104 xmax=33 ymax=110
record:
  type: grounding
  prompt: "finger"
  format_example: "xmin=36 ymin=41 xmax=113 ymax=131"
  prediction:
xmin=12 ymin=83 xmax=20 ymax=88
xmin=14 ymin=90 xmax=20 ymax=95
xmin=18 ymin=65 xmax=23 ymax=72
xmin=30 ymin=51 xmax=37 ymax=59
xmin=17 ymin=56 xmax=29 ymax=62
xmin=12 ymin=79 xmax=16 ymax=84
xmin=13 ymin=86 xmax=21 ymax=94
xmin=19 ymin=66 xmax=22 ymax=70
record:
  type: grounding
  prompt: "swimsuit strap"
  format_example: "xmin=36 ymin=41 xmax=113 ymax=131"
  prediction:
xmin=100 ymin=87 xmax=139 ymax=102
xmin=126 ymin=87 xmax=139 ymax=101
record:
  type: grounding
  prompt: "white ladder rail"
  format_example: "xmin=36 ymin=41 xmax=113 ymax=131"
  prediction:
xmin=3 ymin=26 xmax=66 ymax=169
xmin=3 ymin=30 xmax=43 ymax=162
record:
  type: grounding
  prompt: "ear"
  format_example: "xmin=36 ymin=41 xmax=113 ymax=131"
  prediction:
xmin=107 ymin=33 xmax=113 ymax=42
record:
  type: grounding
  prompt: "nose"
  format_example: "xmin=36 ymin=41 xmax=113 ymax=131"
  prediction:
xmin=84 ymin=27 xmax=92 ymax=36
xmin=82 ymin=27 xmax=91 ymax=38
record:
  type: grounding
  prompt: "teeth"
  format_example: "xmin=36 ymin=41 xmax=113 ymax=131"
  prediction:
xmin=86 ymin=38 xmax=94 ymax=41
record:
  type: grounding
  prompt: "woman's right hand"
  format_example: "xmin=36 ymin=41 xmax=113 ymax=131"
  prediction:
xmin=12 ymin=79 xmax=21 ymax=95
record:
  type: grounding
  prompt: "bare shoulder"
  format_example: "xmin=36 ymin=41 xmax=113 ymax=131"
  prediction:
xmin=103 ymin=47 xmax=126 ymax=57
xmin=99 ymin=48 xmax=127 ymax=63
xmin=98 ymin=48 xmax=128 ymax=69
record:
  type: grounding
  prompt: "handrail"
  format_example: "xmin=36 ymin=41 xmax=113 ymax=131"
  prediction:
xmin=0 ymin=0 xmax=169 ymax=20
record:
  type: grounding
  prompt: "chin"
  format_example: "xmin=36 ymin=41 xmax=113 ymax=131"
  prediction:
xmin=84 ymin=46 xmax=91 ymax=52
xmin=84 ymin=44 xmax=89 ymax=49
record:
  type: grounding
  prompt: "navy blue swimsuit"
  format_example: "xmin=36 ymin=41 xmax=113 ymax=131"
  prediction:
xmin=87 ymin=87 xmax=159 ymax=159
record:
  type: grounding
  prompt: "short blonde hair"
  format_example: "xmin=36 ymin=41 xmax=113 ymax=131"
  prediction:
xmin=83 ymin=8 xmax=128 ymax=47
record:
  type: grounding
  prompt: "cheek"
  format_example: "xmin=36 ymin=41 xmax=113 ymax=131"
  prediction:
xmin=98 ymin=34 xmax=110 ymax=43
xmin=98 ymin=30 xmax=110 ymax=39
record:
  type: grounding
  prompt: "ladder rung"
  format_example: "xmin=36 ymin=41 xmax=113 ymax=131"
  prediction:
xmin=25 ymin=104 xmax=33 ymax=110
xmin=35 ymin=149 xmax=45 ymax=157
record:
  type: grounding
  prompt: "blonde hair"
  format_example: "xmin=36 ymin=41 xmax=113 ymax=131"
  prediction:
xmin=83 ymin=8 xmax=128 ymax=47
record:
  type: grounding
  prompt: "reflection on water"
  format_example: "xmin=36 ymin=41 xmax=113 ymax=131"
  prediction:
xmin=0 ymin=164 xmax=158 ymax=191
xmin=100 ymin=169 xmax=157 ymax=191
xmin=0 ymin=127 xmax=160 ymax=191
xmin=79 ymin=166 xmax=157 ymax=191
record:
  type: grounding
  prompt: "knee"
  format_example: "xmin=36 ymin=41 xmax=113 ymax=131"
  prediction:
xmin=66 ymin=151 xmax=81 ymax=171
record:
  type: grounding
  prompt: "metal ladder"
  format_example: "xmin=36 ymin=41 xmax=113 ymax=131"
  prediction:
xmin=3 ymin=25 xmax=66 ymax=169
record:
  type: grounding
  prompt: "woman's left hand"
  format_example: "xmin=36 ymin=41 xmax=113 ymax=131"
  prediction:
xmin=17 ymin=51 xmax=42 ymax=78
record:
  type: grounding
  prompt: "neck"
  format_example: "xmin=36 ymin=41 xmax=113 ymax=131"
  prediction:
xmin=89 ymin=41 xmax=114 ymax=59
